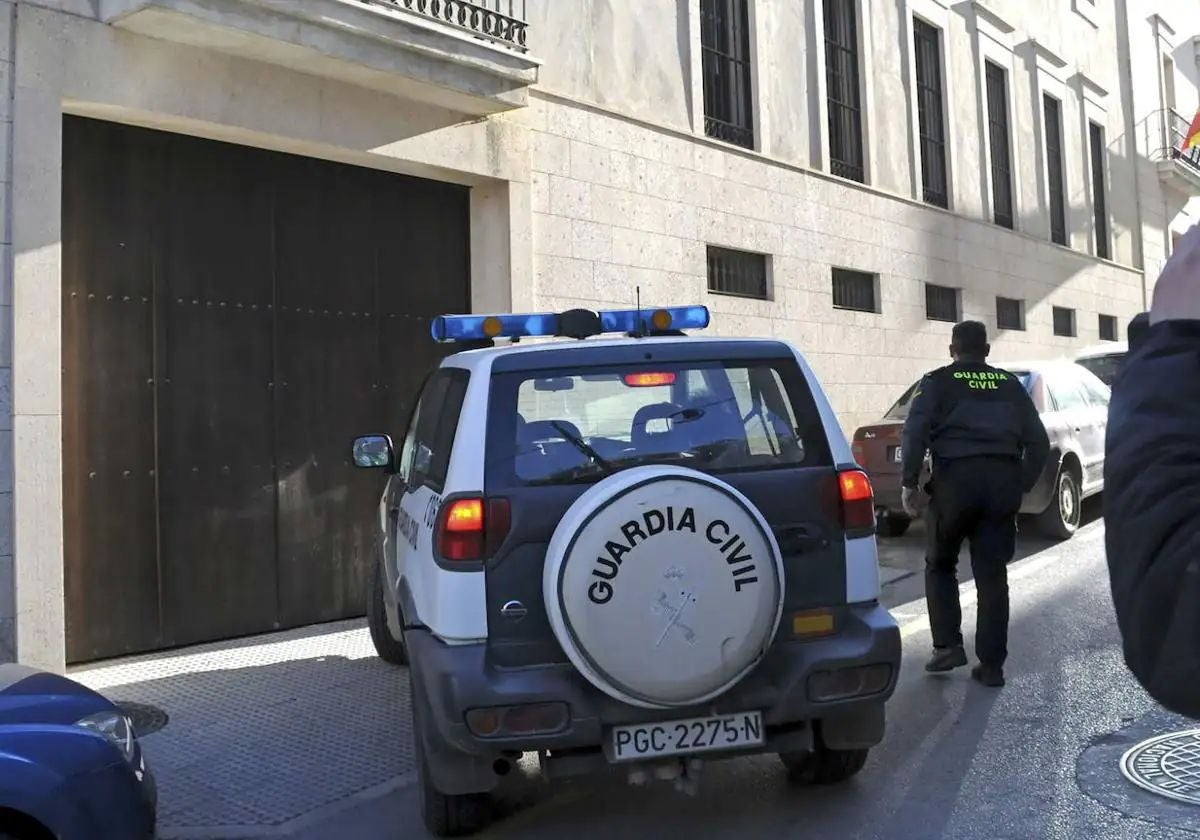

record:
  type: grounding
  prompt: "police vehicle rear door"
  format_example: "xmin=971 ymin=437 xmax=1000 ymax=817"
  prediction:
xmin=481 ymin=341 xmax=866 ymax=668
xmin=390 ymin=367 xmax=470 ymax=634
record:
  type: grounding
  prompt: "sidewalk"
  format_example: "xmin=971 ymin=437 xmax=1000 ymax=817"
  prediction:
xmin=71 ymin=620 xmax=417 ymax=839
xmin=69 ymin=540 xmax=934 ymax=839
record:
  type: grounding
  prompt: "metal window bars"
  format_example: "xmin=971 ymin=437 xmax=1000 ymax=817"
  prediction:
xmin=700 ymin=0 xmax=755 ymax=149
xmin=832 ymin=269 xmax=877 ymax=312
xmin=707 ymin=246 xmax=768 ymax=300
xmin=364 ymin=0 xmax=528 ymax=52
xmin=1153 ymin=108 xmax=1200 ymax=174
xmin=925 ymin=283 xmax=959 ymax=322
xmin=985 ymin=62 xmax=1014 ymax=229
xmin=913 ymin=18 xmax=948 ymax=208
xmin=1044 ymin=96 xmax=1068 ymax=246
xmin=825 ymin=0 xmax=865 ymax=182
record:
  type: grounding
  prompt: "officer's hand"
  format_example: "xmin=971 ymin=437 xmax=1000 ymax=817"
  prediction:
xmin=1152 ymin=223 xmax=1200 ymax=324
xmin=901 ymin=486 xmax=928 ymax=519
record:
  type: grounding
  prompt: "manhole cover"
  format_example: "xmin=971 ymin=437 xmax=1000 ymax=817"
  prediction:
xmin=1121 ymin=729 xmax=1200 ymax=806
xmin=114 ymin=701 xmax=169 ymax=736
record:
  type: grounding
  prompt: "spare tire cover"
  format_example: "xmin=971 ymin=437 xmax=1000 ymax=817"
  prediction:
xmin=544 ymin=465 xmax=785 ymax=709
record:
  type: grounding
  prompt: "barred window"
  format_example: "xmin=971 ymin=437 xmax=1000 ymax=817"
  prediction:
xmin=913 ymin=18 xmax=948 ymax=208
xmin=1053 ymin=306 xmax=1076 ymax=337
xmin=1044 ymin=95 xmax=1068 ymax=245
xmin=701 ymin=0 xmax=755 ymax=149
xmin=1089 ymin=122 xmax=1110 ymax=259
xmin=825 ymin=0 xmax=865 ymax=182
xmin=986 ymin=62 xmax=1014 ymax=229
xmin=996 ymin=297 xmax=1025 ymax=331
xmin=832 ymin=268 xmax=878 ymax=312
xmin=925 ymin=283 xmax=960 ymax=322
xmin=707 ymin=246 xmax=768 ymax=299
xmin=1099 ymin=314 xmax=1118 ymax=342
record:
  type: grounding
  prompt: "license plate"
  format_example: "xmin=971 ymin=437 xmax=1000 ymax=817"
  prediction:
xmin=891 ymin=446 xmax=903 ymax=463
xmin=610 ymin=711 xmax=764 ymax=762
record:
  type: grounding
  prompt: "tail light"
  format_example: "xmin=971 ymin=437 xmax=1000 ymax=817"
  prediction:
xmin=435 ymin=496 xmax=511 ymax=563
xmin=839 ymin=469 xmax=875 ymax=533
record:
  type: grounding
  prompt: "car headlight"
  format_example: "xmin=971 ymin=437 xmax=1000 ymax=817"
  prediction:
xmin=76 ymin=711 xmax=135 ymax=763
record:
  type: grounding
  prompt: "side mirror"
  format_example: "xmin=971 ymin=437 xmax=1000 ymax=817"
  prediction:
xmin=352 ymin=435 xmax=395 ymax=471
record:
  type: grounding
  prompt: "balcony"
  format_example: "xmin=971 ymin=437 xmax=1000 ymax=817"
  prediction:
xmin=1153 ymin=109 xmax=1200 ymax=194
xmin=100 ymin=0 xmax=539 ymax=115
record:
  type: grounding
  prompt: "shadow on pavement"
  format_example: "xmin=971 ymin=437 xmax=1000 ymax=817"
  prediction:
xmin=878 ymin=496 xmax=1103 ymax=609
xmin=71 ymin=622 xmax=417 ymax=837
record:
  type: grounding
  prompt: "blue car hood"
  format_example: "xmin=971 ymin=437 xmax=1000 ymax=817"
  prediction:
xmin=0 ymin=665 xmax=113 ymax=726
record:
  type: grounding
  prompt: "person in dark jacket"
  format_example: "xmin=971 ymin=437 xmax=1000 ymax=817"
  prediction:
xmin=1105 ymin=223 xmax=1200 ymax=719
xmin=901 ymin=321 xmax=1050 ymax=687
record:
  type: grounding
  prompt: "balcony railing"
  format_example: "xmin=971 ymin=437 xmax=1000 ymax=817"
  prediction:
xmin=362 ymin=0 xmax=528 ymax=52
xmin=1159 ymin=108 xmax=1200 ymax=174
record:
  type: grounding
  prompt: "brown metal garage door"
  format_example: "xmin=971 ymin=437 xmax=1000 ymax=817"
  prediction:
xmin=61 ymin=116 xmax=470 ymax=662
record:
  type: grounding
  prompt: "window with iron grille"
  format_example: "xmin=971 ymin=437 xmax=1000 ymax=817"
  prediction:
xmin=1053 ymin=306 xmax=1076 ymax=337
xmin=832 ymin=268 xmax=878 ymax=312
xmin=985 ymin=62 xmax=1014 ymax=229
xmin=913 ymin=18 xmax=948 ymax=208
xmin=825 ymin=0 xmax=865 ymax=182
xmin=701 ymin=0 xmax=755 ymax=149
xmin=996 ymin=297 xmax=1025 ymax=331
xmin=1099 ymin=314 xmax=1118 ymax=341
xmin=707 ymin=246 xmax=768 ymax=299
xmin=1089 ymin=122 xmax=1110 ymax=260
xmin=1044 ymin=95 xmax=1068 ymax=246
xmin=925 ymin=283 xmax=960 ymax=322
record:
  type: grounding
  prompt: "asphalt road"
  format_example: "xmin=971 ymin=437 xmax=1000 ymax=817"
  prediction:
xmin=308 ymin=509 xmax=1200 ymax=840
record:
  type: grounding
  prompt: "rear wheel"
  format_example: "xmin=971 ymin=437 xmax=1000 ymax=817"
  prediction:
xmin=412 ymin=682 xmax=491 ymax=837
xmin=1037 ymin=465 xmax=1081 ymax=540
xmin=875 ymin=511 xmax=911 ymax=538
xmin=367 ymin=558 xmax=407 ymax=665
xmin=780 ymin=734 xmax=869 ymax=784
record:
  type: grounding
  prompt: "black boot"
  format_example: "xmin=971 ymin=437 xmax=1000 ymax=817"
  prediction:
xmin=971 ymin=664 xmax=1005 ymax=687
xmin=925 ymin=646 xmax=967 ymax=672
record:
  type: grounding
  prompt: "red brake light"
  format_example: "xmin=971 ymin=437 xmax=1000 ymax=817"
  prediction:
xmin=445 ymin=499 xmax=484 ymax=532
xmin=839 ymin=469 xmax=876 ymax=532
xmin=436 ymin=497 xmax=510 ymax=563
xmin=623 ymin=372 xmax=677 ymax=387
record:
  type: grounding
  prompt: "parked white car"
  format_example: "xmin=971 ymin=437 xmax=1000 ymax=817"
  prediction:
xmin=352 ymin=305 xmax=901 ymax=837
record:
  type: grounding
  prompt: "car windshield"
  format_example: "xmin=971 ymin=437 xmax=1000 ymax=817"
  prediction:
xmin=884 ymin=371 xmax=1033 ymax=420
xmin=1076 ymin=354 xmax=1123 ymax=386
xmin=488 ymin=359 xmax=833 ymax=485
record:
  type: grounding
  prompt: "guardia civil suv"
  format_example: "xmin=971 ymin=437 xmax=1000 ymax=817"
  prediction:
xmin=351 ymin=305 xmax=901 ymax=836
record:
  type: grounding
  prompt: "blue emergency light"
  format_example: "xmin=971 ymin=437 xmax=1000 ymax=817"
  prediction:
xmin=429 ymin=305 xmax=710 ymax=343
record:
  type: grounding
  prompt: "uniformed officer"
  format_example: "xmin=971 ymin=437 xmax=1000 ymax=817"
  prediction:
xmin=900 ymin=321 xmax=1050 ymax=688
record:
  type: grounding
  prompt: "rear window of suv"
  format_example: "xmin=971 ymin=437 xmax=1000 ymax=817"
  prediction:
xmin=487 ymin=358 xmax=832 ymax=486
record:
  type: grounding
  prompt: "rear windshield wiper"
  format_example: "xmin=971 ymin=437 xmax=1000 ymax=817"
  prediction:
xmin=551 ymin=421 xmax=613 ymax=473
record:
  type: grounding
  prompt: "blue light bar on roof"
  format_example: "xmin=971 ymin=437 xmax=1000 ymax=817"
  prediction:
xmin=429 ymin=305 xmax=710 ymax=343
xmin=430 ymin=312 xmax=560 ymax=343
xmin=601 ymin=305 xmax=710 ymax=335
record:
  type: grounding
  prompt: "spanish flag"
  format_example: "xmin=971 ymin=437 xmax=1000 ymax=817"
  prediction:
xmin=1185 ymin=108 xmax=1200 ymax=150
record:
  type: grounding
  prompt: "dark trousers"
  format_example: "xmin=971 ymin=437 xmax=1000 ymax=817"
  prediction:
xmin=925 ymin=456 xmax=1022 ymax=668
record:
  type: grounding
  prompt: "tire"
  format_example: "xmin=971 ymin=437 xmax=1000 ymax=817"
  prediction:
xmin=412 ymin=682 xmax=492 ymax=837
xmin=780 ymin=737 xmax=869 ymax=785
xmin=1037 ymin=465 xmax=1081 ymax=541
xmin=367 ymin=558 xmax=408 ymax=665
xmin=875 ymin=511 xmax=911 ymax=538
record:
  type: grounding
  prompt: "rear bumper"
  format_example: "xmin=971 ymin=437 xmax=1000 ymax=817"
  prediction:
xmin=408 ymin=602 xmax=900 ymax=789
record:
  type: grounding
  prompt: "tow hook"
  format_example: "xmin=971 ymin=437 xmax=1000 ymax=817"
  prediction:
xmin=627 ymin=757 xmax=703 ymax=795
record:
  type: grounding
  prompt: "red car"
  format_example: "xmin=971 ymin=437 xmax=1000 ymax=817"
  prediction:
xmin=852 ymin=361 xmax=1109 ymax=540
